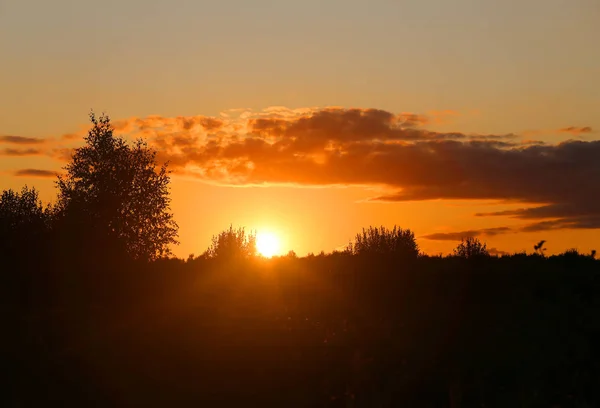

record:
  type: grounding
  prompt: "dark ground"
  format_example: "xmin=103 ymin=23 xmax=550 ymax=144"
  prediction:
xmin=4 ymin=254 xmax=600 ymax=407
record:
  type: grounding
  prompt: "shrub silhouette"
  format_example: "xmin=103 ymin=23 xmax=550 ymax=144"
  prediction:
xmin=453 ymin=236 xmax=490 ymax=258
xmin=349 ymin=225 xmax=419 ymax=258
xmin=205 ymin=225 xmax=257 ymax=259
xmin=55 ymin=112 xmax=178 ymax=261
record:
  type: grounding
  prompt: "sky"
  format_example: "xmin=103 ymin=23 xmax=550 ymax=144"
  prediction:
xmin=1 ymin=0 xmax=599 ymax=257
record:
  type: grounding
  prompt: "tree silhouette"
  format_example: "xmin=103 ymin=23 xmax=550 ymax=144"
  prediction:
xmin=206 ymin=225 xmax=257 ymax=259
xmin=349 ymin=225 xmax=419 ymax=258
xmin=453 ymin=236 xmax=490 ymax=259
xmin=0 ymin=186 xmax=49 ymax=230
xmin=55 ymin=112 xmax=178 ymax=261
xmin=0 ymin=186 xmax=52 ymax=257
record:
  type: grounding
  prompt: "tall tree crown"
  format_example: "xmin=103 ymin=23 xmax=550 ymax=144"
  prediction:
xmin=56 ymin=112 xmax=178 ymax=261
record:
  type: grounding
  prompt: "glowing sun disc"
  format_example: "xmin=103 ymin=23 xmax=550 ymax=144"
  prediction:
xmin=256 ymin=232 xmax=280 ymax=258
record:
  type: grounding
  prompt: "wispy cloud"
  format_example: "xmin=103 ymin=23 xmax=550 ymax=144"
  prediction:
xmin=559 ymin=126 xmax=593 ymax=135
xmin=63 ymin=108 xmax=600 ymax=233
xmin=0 ymin=135 xmax=46 ymax=145
xmin=423 ymin=227 xmax=513 ymax=241
xmin=1 ymin=148 xmax=42 ymax=156
xmin=7 ymin=106 xmax=599 ymax=234
xmin=14 ymin=169 xmax=58 ymax=178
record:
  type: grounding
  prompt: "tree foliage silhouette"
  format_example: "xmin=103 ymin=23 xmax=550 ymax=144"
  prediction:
xmin=206 ymin=225 xmax=257 ymax=259
xmin=349 ymin=225 xmax=419 ymax=258
xmin=0 ymin=186 xmax=52 ymax=257
xmin=55 ymin=112 xmax=178 ymax=261
xmin=0 ymin=186 xmax=49 ymax=231
xmin=453 ymin=236 xmax=490 ymax=258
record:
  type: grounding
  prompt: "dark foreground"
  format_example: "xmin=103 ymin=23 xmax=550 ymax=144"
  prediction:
xmin=4 ymin=254 xmax=600 ymax=407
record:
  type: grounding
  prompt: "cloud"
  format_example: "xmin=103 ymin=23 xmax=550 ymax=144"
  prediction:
xmin=14 ymin=169 xmax=58 ymax=178
xmin=521 ymin=139 xmax=546 ymax=146
xmin=520 ymin=217 xmax=600 ymax=231
xmin=372 ymin=140 xmax=600 ymax=232
xmin=1 ymin=148 xmax=42 ymax=156
xmin=422 ymin=227 xmax=513 ymax=241
xmin=12 ymin=106 xmax=598 ymax=234
xmin=246 ymin=108 xmax=470 ymax=146
xmin=0 ymin=135 xmax=45 ymax=144
xmin=101 ymin=107 xmax=595 ymax=234
xmin=118 ymin=115 xmax=225 ymax=133
xmin=559 ymin=126 xmax=593 ymax=135
xmin=212 ymin=110 xmax=599 ymax=233
xmin=476 ymin=202 xmax=600 ymax=231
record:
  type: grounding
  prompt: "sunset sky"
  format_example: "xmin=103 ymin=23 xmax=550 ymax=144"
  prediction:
xmin=1 ymin=0 xmax=599 ymax=257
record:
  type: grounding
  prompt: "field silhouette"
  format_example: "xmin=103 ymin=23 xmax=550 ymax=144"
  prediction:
xmin=2 ymin=114 xmax=599 ymax=407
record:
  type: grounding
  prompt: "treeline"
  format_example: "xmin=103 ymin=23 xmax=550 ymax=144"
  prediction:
xmin=2 ymin=113 xmax=599 ymax=407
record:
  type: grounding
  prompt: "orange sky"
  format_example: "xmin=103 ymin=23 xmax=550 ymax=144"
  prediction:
xmin=1 ymin=0 xmax=599 ymax=257
xmin=1 ymin=106 xmax=598 ymax=258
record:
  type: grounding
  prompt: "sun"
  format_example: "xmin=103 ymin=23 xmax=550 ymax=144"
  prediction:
xmin=256 ymin=231 xmax=281 ymax=258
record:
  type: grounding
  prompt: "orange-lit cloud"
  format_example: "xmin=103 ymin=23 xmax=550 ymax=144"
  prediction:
xmin=7 ymin=106 xmax=600 ymax=234
xmin=130 ymin=107 xmax=597 ymax=235
xmin=559 ymin=126 xmax=593 ymax=135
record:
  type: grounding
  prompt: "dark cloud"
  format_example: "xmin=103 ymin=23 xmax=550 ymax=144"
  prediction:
xmin=367 ymin=141 xmax=600 ymax=233
xmin=521 ymin=140 xmax=546 ymax=146
xmin=127 ymin=107 xmax=599 ymax=234
xmin=476 ymin=202 xmax=600 ymax=232
xmin=0 ymin=135 xmax=45 ymax=144
xmin=28 ymin=107 xmax=598 ymax=234
xmin=14 ymin=169 xmax=58 ymax=178
xmin=247 ymin=108 xmax=477 ymax=149
xmin=1 ymin=148 xmax=42 ymax=156
xmin=520 ymin=217 xmax=600 ymax=232
xmin=422 ymin=227 xmax=513 ymax=241
xmin=422 ymin=215 xmax=600 ymax=241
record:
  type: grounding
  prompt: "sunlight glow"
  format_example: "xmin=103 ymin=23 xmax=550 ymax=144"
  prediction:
xmin=256 ymin=231 xmax=281 ymax=258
